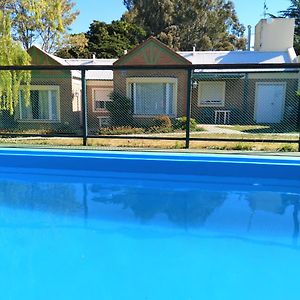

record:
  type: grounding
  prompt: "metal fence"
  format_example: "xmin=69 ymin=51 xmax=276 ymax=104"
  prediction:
xmin=0 ymin=63 xmax=300 ymax=152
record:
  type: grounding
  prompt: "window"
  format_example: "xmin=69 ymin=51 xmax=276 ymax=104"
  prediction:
xmin=198 ymin=81 xmax=225 ymax=106
xmin=92 ymin=88 xmax=112 ymax=112
xmin=19 ymin=86 xmax=60 ymax=121
xmin=127 ymin=78 xmax=177 ymax=116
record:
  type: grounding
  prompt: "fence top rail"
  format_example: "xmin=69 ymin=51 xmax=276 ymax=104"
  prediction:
xmin=0 ymin=63 xmax=300 ymax=71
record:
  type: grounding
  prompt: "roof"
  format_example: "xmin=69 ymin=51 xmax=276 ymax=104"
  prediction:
xmin=29 ymin=44 xmax=298 ymax=80
xmin=65 ymin=58 xmax=116 ymax=80
xmin=28 ymin=46 xmax=116 ymax=80
xmin=114 ymin=37 xmax=191 ymax=66
xmin=178 ymin=50 xmax=293 ymax=64
xmin=178 ymin=49 xmax=298 ymax=73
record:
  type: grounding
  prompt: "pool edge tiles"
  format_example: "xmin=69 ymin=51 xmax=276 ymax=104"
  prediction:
xmin=0 ymin=148 xmax=299 ymax=180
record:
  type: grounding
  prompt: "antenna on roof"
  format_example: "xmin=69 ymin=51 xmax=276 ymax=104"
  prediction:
xmin=263 ymin=0 xmax=268 ymax=18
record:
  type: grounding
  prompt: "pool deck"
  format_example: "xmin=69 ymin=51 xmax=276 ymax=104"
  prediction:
xmin=1 ymin=144 xmax=299 ymax=157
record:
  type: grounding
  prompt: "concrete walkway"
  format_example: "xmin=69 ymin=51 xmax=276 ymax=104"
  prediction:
xmin=199 ymin=125 xmax=299 ymax=136
xmin=199 ymin=125 xmax=246 ymax=134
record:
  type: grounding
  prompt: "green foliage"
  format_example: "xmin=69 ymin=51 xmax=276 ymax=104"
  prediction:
xmin=107 ymin=91 xmax=133 ymax=126
xmin=123 ymin=0 xmax=246 ymax=51
xmin=2 ymin=0 xmax=79 ymax=52
xmin=175 ymin=117 xmax=197 ymax=131
xmin=152 ymin=115 xmax=172 ymax=128
xmin=99 ymin=126 xmax=145 ymax=135
xmin=146 ymin=115 xmax=173 ymax=133
xmin=55 ymin=33 xmax=90 ymax=58
xmin=98 ymin=115 xmax=174 ymax=135
xmin=232 ymin=143 xmax=253 ymax=151
xmin=0 ymin=11 xmax=31 ymax=114
xmin=86 ymin=20 xmax=146 ymax=58
xmin=277 ymin=144 xmax=296 ymax=152
xmin=147 ymin=126 xmax=173 ymax=133
xmin=278 ymin=0 xmax=300 ymax=54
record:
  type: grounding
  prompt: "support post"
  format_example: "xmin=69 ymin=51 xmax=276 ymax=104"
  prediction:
xmin=185 ymin=68 xmax=192 ymax=149
xmin=81 ymin=69 xmax=88 ymax=146
xmin=298 ymin=105 xmax=300 ymax=152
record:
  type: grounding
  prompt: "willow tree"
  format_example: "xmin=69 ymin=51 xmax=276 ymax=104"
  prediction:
xmin=0 ymin=11 xmax=31 ymax=115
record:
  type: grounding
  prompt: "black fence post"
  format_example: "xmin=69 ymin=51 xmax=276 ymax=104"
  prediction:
xmin=81 ymin=69 xmax=88 ymax=146
xmin=298 ymin=106 xmax=300 ymax=152
xmin=185 ymin=68 xmax=192 ymax=149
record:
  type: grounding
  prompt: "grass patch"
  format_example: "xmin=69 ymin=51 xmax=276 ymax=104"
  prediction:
xmin=0 ymin=136 xmax=298 ymax=152
xmin=217 ymin=124 xmax=299 ymax=134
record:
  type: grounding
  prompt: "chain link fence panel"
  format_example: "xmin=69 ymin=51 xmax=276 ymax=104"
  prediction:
xmin=0 ymin=66 xmax=299 ymax=152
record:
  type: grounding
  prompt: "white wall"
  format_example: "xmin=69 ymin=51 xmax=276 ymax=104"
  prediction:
xmin=254 ymin=18 xmax=295 ymax=52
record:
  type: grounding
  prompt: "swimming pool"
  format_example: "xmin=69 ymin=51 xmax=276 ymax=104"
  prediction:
xmin=0 ymin=148 xmax=299 ymax=300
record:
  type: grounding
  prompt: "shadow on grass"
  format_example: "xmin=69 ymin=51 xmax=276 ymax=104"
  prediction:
xmin=241 ymin=124 xmax=299 ymax=134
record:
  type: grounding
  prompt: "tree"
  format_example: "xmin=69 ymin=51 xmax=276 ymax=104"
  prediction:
xmin=123 ymin=0 xmax=246 ymax=51
xmin=86 ymin=20 xmax=146 ymax=58
xmin=278 ymin=0 xmax=300 ymax=54
xmin=1 ymin=0 xmax=79 ymax=52
xmin=55 ymin=33 xmax=90 ymax=58
xmin=124 ymin=0 xmax=174 ymax=36
xmin=0 ymin=11 xmax=31 ymax=115
xmin=107 ymin=92 xmax=133 ymax=126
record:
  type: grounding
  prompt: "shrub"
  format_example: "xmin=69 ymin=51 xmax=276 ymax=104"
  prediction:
xmin=99 ymin=126 xmax=145 ymax=135
xmin=232 ymin=143 xmax=253 ymax=151
xmin=147 ymin=126 xmax=173 ymax=133
xmin=106 ymin=91 xmax=133 ymax=126
xmin=175 ymin=117 xmax=197 ymax=131
xmin=152 ymin=115 xmax=172 ymax=129
xmin=277 ymin=144 xmax=296 ymax=152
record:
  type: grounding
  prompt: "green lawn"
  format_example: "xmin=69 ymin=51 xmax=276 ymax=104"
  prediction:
xmin=217 ymin=124 xmax=299 ymax=134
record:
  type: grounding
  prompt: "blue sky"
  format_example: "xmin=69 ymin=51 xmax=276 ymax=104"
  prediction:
xmin=71 ymin=0 xmax=291 ymax=34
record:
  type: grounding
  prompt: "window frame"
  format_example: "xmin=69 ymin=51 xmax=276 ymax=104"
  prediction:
xmin=19 ymin=85 xmax=61 ymax=123
xmin=198 ymin=81 xmax=226 ymax=107
xmin=126 ymin=77 xmax=178 ymax=117
xmin=92 ymin=88 xmax=113 ymax=113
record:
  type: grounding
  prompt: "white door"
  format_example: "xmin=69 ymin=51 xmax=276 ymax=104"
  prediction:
xmin=255 ymin=83 xmax=286 ymax=123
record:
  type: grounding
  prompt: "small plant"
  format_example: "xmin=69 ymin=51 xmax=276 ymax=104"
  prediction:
xmin=277 ymin=144 xmax=296 ymax=152
xmin=174 ymin=141 xmax=184 ymax=149
xmin=141 ymin=115 xmax=174 ymax=133
xmin=152 ymin=115 xmax=172 ymax=128
xmin=147 ymin=126 xmax=173 ymax=133
xmin=232 ymin=143 xmax=253 ymax=151
xmin=99 ymin=126 xmax=145 ymax=135
xmin=175 ymin=117 xmax=197 ymax=131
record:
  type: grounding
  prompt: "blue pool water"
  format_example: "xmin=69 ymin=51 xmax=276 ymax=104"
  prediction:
xmin=0 ymin=149 xmax=299 ymax=300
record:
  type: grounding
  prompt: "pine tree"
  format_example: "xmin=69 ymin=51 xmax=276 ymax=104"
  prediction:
xmin=278 ymin=0 xmax=300 ymax=54
xmin=123 ymin=0 xmax=246 ymax=51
